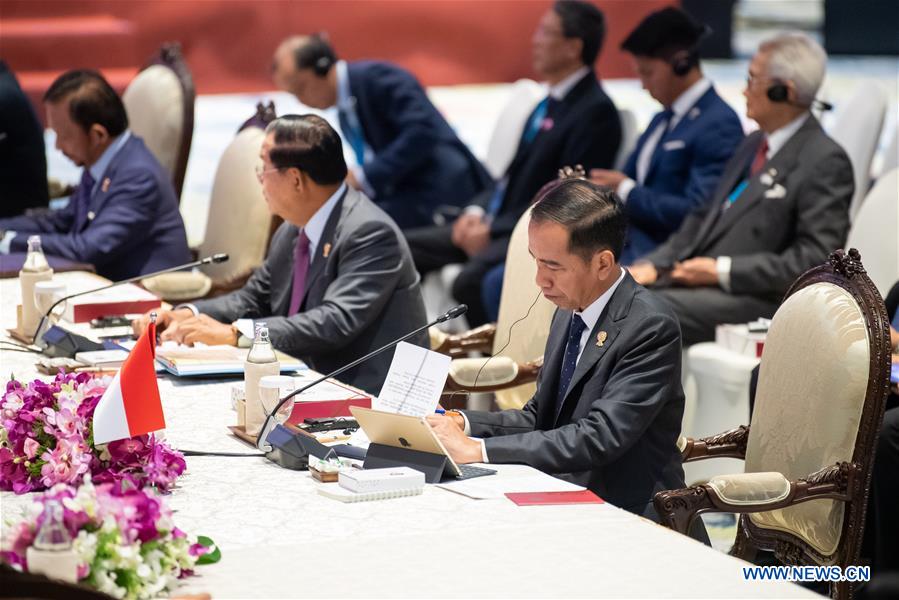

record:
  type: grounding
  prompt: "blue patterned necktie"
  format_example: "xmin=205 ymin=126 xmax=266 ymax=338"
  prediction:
xmin=338 ymin=108 xmax=366 ymax=167
xmin=73 ymin=169 xmax=96 ymax=230
xmin=556 ymin=313 xmax=588 ymax=415
xmin=521 ymin=96 xmax=550 ymax=146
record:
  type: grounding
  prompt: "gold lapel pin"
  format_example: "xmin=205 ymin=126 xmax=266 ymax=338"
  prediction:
xmin=596 ymin=331 xmax=607 ymax=347
xmin=101 ymin=177 xmax=111 ymax=193
xmin=322 ymin=242 xmax=331 ymax=258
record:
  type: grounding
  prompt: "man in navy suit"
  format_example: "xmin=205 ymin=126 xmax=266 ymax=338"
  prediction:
xmin=0 ymin=70 xmax=190 ymax=280
xmin=271 ymin=35 xmax=491 ymax=229
xmin=407 ymin=0 xmax=622 ymax=326
xmin=591 ymin=7 xmax=744 ymax=264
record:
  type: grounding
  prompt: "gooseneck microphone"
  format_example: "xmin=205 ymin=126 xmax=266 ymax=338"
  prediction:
xmin=255 ymin=304 xmax=468 ymax=453
xmin=32 ymin=253 xmax=229 ymax=348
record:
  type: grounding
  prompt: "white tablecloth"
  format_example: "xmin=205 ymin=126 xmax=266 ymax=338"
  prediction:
xmin=0 ymin=273 xmax=814 ymax=598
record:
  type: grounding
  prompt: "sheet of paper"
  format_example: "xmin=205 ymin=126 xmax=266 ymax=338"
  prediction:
xmin=436 ymin=463 xmax=585 ymax=499
xmin=374 ymin=342 xmax=450 ymax=417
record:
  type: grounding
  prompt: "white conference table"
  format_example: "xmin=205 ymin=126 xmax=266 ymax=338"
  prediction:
xmin=0 ymin=273 xmax=815 ymax=599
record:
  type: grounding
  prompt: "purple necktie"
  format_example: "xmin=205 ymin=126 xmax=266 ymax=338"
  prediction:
xmin=73 ymin=169 xmax=95 ymax=230
xmin=288 ymin=230 xmax=310 ymax=315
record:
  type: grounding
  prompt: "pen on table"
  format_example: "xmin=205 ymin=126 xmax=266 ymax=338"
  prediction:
xmin=434 ymin=408 xmax=446 ymax=415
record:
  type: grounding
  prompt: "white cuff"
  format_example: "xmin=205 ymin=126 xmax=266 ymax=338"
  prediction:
xmin=459 ymin=412 xmax=489 ymax=463
xmin=716 ymin=256 xmax=732 ymax=292
xmin=174 ymin=303 xmax=199 ymax=316
xmin=351 ymin=165 xmax=376 ymax=199
xmin=0 ymin=230 xmax=17 ymax=254
xmin=463 ymin=205 xmax=486 ymax=217
xmin=233 ymin=318 xmax=256 ymax=341
xmin=461 ymin=411 xmax=472 ymax=435
xmin=616 ymin=178 xmax=637 ymax=202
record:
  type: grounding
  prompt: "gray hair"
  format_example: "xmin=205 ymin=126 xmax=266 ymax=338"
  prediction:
xmin=759 ymin=33 xmax=827 ymax=107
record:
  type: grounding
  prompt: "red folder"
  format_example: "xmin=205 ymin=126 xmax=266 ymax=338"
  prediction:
xmin=505 ymin=490 xmax=604 ymax=506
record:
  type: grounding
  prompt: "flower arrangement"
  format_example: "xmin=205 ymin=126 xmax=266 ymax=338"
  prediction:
xmin=1 ymin=477 xmax=219 ymax=599
xmin=0 ymin=372 xmax=186 ymax=494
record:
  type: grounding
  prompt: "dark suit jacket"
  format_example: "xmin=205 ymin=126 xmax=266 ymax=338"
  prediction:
xmin=348 ymin=61 xmax=492 ymax=228
xmin=621 ymin=86 xmax=743 ymax=263
xmin=465 ymin=273 xmax=688 ymax=522
xmin=489 ymin=70 xmax=621 ymax=239
xmin=0 ymin=61 xmax=49 ymax=217
xmin=0 ymin=135 xmax=190 ymax=280
xmin=193 ymin=188 xmax=429 ymax=394
xmin=643 ymin=115 xmax=853 ymax=302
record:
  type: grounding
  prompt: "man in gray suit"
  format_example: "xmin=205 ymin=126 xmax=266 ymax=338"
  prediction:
xmin=428 ymin=180 xmax=703 ymax=539
xmin=134 ymin=114 xmax=427 ymax=393
xmin=629 ymin=33 xmax=853 ymax=345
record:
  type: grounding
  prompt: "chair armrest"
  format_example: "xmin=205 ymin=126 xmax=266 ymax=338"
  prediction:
xmin=680 ymin=425 xmax=750 ymax=462
xmin=432 ymin=323 xmax=497 ymax=357
xmin=444 ymin=356 xmax=543 ymax=393
xmin=653 ymin=461 xmax=859 ymax=535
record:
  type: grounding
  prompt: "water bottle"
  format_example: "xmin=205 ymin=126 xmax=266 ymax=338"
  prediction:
xmin=19 ymin=235 xmax=53 ymax=338
xmin=26 ymin=499 xmax=79 ymax=582
xmin=244 ymin=323 xmax=280 ymax=436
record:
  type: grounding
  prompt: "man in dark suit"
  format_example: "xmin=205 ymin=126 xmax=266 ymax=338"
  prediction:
xmin=0 ymin=61 xmax=49 ymax=217
xmin=629 ymin=33 xmax=853 ymax=345
xmin=590 ymin=7 xmax=744 ymax=264
xmin=406 ymin=0 xmax=622 ymax=327
xmin=271 ymin=34 xmax=491 ymax=229
xmin=0 ymin=70 xmax=190 ymax=280
xmin=429 ymin=180 xmax=703 ymax=540
xmin=135 ymin=115 xmax=427 ymax=394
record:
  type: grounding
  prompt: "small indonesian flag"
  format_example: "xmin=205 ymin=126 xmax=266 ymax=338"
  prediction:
xmin=93 ymin=322 xmax=165 ymax=444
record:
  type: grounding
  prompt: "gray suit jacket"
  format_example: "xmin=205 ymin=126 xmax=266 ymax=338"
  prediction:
xmin=465 ymin=273 xmax=688 ymax=522
xmin=643 ymin=115 xmax=853 ymax=301
xmin=193 ymin=188 xmax=428 ymax=393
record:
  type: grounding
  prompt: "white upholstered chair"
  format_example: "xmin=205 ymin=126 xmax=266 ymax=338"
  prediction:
xmin=142 ymin=103 xmax=279 ymax=301
xmin=828 ymin=83 xmax=888 ymax=220
xmin=655 ymin=249 xmax=891 ymax=600
xmin=845 ymin=168 xmax=899 ymax=296
xmin=483 ymin=78 xmax=545 ymax=179
xmin=122 ymin=43 xmax=195 ymax=199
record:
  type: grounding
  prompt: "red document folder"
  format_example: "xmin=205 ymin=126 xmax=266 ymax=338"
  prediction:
xmin=505 ymin=490 xmax=604 ymax=506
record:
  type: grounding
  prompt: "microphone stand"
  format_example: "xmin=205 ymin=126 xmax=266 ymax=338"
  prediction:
xmin=255 ymin=304 xmax=468 ymax=453
xmin=31 ymin=254 xmax=229 ymax=345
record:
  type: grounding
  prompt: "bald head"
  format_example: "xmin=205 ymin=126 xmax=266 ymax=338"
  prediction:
xmin=271 ymin=34 xmax=338 ymax=109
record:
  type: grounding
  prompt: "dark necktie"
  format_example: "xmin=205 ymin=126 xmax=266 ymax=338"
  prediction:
xmin=287 ymin=230 xmax=310 ymax=315
xmin=556 ymin=313 xmax=587 ymax=415
xmin=73 ymin=169 xmax=96 ymax=230
xmin=750 ymin=136 xmax=769 ymax=177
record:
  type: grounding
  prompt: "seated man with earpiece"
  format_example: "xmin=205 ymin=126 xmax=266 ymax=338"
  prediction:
xmin=628 ymin=32 xmax=853 ymax=346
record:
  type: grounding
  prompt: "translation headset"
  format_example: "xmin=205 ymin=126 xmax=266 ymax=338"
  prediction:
xmin=668 ymin=24 xmax=712 ymax=77
xmin=296 ymin=33 xmax=336 ymax=77
xmin=766 ymin=81 xmax=833 ymax=111
xmin=313 ymin=54 xmax=334 ymax=77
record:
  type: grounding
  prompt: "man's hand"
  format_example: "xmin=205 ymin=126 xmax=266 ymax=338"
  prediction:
xmin=160 ymin=314 xmax=238 ymax=346
xmin=132 ymin=307 xmax=193 ymax=337
xmin=426 ymin=414 xmax=482 ymax=464
xmin=456 ymin=220 xmax=491 ymax=257
xmin=671 ymin=257 xmax=718 ymax=287
xmin=589 ymin=168 xmax=627 ymax=189
xmin=628 ymin=261 xmax=659 ymax=286
xmin=450 ymin=213 xmax=482 ymax=246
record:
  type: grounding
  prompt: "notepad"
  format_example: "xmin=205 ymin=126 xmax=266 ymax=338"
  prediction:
xmin=155 ymin=344 xmax=305 ymax=377
xmin=316 ymin=483 xmax=423 ymax=503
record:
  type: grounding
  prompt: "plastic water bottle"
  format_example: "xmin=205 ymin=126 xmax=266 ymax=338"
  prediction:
xmin=19 ymin=235 xmax=53 ymax=338
xmin=244 ymin=323 xmax=280 ymax=436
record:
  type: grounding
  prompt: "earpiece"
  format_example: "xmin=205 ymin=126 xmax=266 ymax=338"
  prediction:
xmin=669 ymin=50 xmax=693 ymax=77
xmin=766 ymin=82 xmax=789 ymax=103
xmin=313 ymin=55 xmax=333 ymax=77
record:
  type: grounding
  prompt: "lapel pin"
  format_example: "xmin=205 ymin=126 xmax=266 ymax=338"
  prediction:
xmin=596 ymin=331 xmax=607 ymax=347
xmin=322 ymin=243 xmax=331 ymax=258
xmin=87 ymin=211 xmax=96 ymax=221
xmin=101 ymin=177 xmax=111 ymax=193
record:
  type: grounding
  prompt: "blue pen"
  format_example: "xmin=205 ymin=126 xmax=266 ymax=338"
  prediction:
xmin=434 ymin=408 xmax=446 ymax=415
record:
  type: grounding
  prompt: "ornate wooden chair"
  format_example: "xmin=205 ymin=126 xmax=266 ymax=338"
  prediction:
xmin=653 ymin=249 xmax=890 ymax=600
xmin=432 ymin=166 xmax=585 ymax=409
xmin=142 ymin=102 xmax=281 ymax=301
xmin=122 ymin=43 xmax=195 ymax=200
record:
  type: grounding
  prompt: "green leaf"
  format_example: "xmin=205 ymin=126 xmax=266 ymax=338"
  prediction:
xmin=195 ymin=535 xmax=221 ymax=565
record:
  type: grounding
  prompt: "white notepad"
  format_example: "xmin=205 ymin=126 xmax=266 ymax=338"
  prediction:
xmin=316 ymin=483 xmax=423 ymax=503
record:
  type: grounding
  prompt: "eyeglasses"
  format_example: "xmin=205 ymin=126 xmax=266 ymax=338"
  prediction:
xmin=746 ymin=72 xmax=776 ymax=89
xmin=255 ymin=165 xmax=280 ymax=182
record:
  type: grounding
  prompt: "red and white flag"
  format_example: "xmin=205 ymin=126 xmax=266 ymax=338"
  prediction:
xmin=93 ymin=322 xmax=165 ymax=444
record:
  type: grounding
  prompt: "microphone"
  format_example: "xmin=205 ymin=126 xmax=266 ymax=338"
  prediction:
xmin=256 ymin=304 xmax=468 ymax=458
xmin=32 ymin=254 xmax=230 ymax=352
xmin=813 ymin=99 xmax=834 ymax=112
